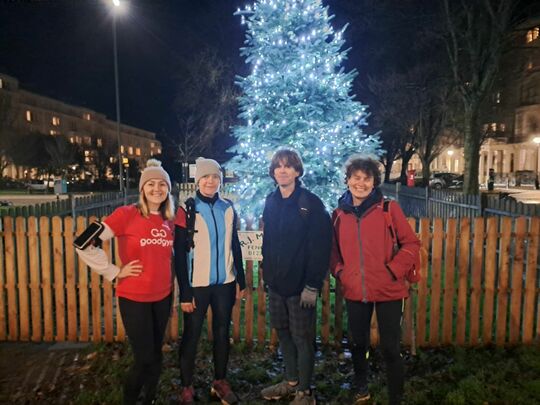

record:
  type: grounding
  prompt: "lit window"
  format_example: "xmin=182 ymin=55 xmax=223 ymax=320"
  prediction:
xmin=83 ymin=113 xmax=91 ymax=121
xmin=490 ymin=123 xmax=497 ymax=131
xmin=109 ymin=157 xmax=114 ymax=163
xmin=85 ymin=157 xmax=91 ymax=163
xmin=0 ymin=78 xmax=3 ymax=88
xmin=49 ymin=130 xmax=59 ymax=136
xmin=150 ymin=142 xmax=155 ymax=148
xmin=120 ymin=145 xmax=125 ymax=153
xmin=25 ymin=110 xmax=32 ymax=122
xmin=157 ymin=148 xmax=161 ymax=154
xmin=527 ymin=60 xmax=533 ymax=70
xmin=526 ymin=27 xmax=539 ymax=43
xmin=76 ymin=136 xmax=82 ymax=144
xmin=97 ymin=138 xmax=103 ymax=147
xmin=495 ymin=92 xmax=501 ymax=104
xmin=483 ymin=124 xmax=489 ymax=132
xmin=52 ymin=116 xmax=60 ymax=126
xmin=84 ymin=136 xmax=91 ymax=145
xmin=128 ymin=146 xmax=134 ymax=155
xmin=136 ymin=147 xmax=141 ymax=156
xmin=84 ymin=150 xmax=90 ymax=157
xmin=70 ymin=137 xmax=75 ymax=143
xmin=500 ymin=123 xmax=506 ymax=132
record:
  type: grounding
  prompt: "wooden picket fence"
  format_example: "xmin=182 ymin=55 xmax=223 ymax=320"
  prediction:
xmin=0 ymin=215 xmax=539 ymax=348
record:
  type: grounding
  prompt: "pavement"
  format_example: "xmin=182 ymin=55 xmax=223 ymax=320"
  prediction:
xmin=0 ymin=342 xmax=90 ymax=404
xmin=494 ymin=188 xmax=540 ymax=204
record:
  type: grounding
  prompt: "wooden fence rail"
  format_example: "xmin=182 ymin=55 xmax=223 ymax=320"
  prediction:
xmin=1 ymin=215 xmax=539 ymax=347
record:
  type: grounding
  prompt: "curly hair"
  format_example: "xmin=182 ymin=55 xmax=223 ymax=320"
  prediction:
xmin=344 ymin=155 xmax=381 ymax=187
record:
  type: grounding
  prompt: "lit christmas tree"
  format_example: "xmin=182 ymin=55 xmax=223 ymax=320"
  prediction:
xmin=227 ymin=0 xmax=381 ymax=217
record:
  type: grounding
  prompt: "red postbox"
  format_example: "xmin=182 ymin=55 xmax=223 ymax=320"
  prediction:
xmin=407 ymin=169 xmax=416 ymax=187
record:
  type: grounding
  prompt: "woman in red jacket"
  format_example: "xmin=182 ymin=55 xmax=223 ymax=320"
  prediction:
xmin=330 ymin=156 xmax=420 ymax=405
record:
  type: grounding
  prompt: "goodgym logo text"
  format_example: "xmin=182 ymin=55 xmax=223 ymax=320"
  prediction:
xmin=140 ymin=228 xmax=173 ymax=247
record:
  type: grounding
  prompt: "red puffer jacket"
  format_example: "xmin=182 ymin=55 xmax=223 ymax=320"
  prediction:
xmin=330 ymin=189 xmax=420 ymax=302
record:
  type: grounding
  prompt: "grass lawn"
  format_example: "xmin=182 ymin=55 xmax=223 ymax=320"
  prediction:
xmin=12 ymin=341 xmax=540 ymax=404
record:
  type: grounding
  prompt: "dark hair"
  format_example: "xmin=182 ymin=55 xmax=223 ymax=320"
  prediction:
xmin=268 ymin=148 xmax=304 ymax=181
xmin=344 ymin=156 xmax=381 ymax=187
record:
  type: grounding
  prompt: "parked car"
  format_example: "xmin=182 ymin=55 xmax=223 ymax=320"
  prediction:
xmin=429 ymin=172 xmax=463 ymax=189
xmin=26 ymin=179 xmax=52 ymax=193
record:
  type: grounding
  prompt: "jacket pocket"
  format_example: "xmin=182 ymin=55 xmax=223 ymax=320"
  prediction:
xmin=385 ymin=264 xmax=398 ymax=281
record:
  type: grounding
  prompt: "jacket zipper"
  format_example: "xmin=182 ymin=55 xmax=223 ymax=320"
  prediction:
xmin=209 ymin=203 xmax=220 ymax=284
xmin=277 ymin=203 xmax=284 ymax=269
xmin=356 ymin=217 xmax=368 ymax=302
xmin=349 ymin=203 xmax=382 ymax=302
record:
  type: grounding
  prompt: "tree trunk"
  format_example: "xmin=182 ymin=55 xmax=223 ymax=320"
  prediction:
xmin=421 ymin=157 xmax=431 ymax=188
xmin=400 ymin=151 xmax=414 ymax=185
xmin=383 ymin=154 xmax=395 ymax=183
xmin=462 ymin=108 xmax=481 ymax=194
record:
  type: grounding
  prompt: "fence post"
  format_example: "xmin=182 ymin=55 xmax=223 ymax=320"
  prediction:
xmin=425 ymin=186 xmax=430 ymax=217
xmin=480 ymin=193 xmax=487 ymax=216
xmin=71 ymin=195 xmax=76 ymax=220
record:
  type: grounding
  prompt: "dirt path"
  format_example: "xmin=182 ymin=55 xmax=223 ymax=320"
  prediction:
xmin=0 ymin=342 xmax=89 ymax=404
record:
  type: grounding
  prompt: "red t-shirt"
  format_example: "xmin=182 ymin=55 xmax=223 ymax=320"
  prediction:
xmin=104 ymin=205 xmax=174 ymax=302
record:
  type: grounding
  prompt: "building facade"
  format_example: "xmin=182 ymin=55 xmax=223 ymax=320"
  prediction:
xmin=0 ymin=72 xmax=161 ymax=180
xmin=392 ymin=17 xmax=540 ymax=185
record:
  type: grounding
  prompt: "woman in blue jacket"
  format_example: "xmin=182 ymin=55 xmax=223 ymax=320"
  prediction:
xmin=174 ymin=157 xmax=245 ymax=405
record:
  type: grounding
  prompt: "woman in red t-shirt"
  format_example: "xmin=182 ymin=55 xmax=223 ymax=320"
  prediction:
xmin=77 ymin=159 xmax=175 ymax=405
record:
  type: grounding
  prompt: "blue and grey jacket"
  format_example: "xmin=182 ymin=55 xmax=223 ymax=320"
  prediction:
xmin=174 ymin=191 xmax=245 ymax=303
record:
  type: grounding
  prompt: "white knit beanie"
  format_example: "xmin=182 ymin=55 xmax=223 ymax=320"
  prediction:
xmin=195 ymin=157 xmax=222 ymax=184
xmin=138 ymin=159 xmax=171 ymax=191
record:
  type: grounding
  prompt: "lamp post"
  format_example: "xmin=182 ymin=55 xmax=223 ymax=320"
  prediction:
xmin=533 ymin=136 xmax=540 ymax=189
xmin=112 ymin=0 xmax=124 ymax=194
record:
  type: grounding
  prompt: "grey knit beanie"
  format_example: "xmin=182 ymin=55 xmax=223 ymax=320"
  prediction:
xmin=138 ymin=159 xmax=171 ymax=191
xmin=195 ymin=157 xmax=222 ymax=184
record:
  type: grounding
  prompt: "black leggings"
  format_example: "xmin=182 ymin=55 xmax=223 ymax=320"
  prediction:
xmin=346 ymin=299 xmax=404 ymax=405
xmin=119 ymin=294 xmax=172 ymax=405
xmin=179 ymin=282 xmax=236 ymax=386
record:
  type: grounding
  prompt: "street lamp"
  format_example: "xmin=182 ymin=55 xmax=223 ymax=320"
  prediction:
xmin=533 ymin=136 xmax=540 ymax=189
xmin=111 ymin=0 xmax=125 ymax=193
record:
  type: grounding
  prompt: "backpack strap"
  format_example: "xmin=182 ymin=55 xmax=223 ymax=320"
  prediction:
xmin=185 ymin=197 xmax=197 ymax=251
xmin=383 ymin=198 xmax=399 ymax=254
xmin=298 ymin=189 xmax=311 ymax=222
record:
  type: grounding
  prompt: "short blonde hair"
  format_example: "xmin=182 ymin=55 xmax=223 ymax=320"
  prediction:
xmin=137 ymin=190 xmax=175 ymax=220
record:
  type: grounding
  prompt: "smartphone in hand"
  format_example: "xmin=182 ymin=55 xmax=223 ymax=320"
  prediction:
xmin=74 ymin=221 xmax=105 ymax=250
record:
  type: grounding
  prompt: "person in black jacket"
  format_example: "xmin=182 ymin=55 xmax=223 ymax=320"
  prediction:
xmin=260 ymin=148 xmax=332 ymax=405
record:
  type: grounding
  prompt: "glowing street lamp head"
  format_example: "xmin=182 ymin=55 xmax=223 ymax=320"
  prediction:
xmin=110 ymin=0 xmax=127 ymax=15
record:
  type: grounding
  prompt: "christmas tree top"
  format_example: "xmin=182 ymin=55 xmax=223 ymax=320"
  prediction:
xmin=227 ymin=0 xmax=381 ymax=218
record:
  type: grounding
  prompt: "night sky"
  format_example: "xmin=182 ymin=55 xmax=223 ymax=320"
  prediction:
xmin=0 ymin=0 xmax=429 ymax=138
xmin=0 ymin=0 xmax=247 ymax=134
